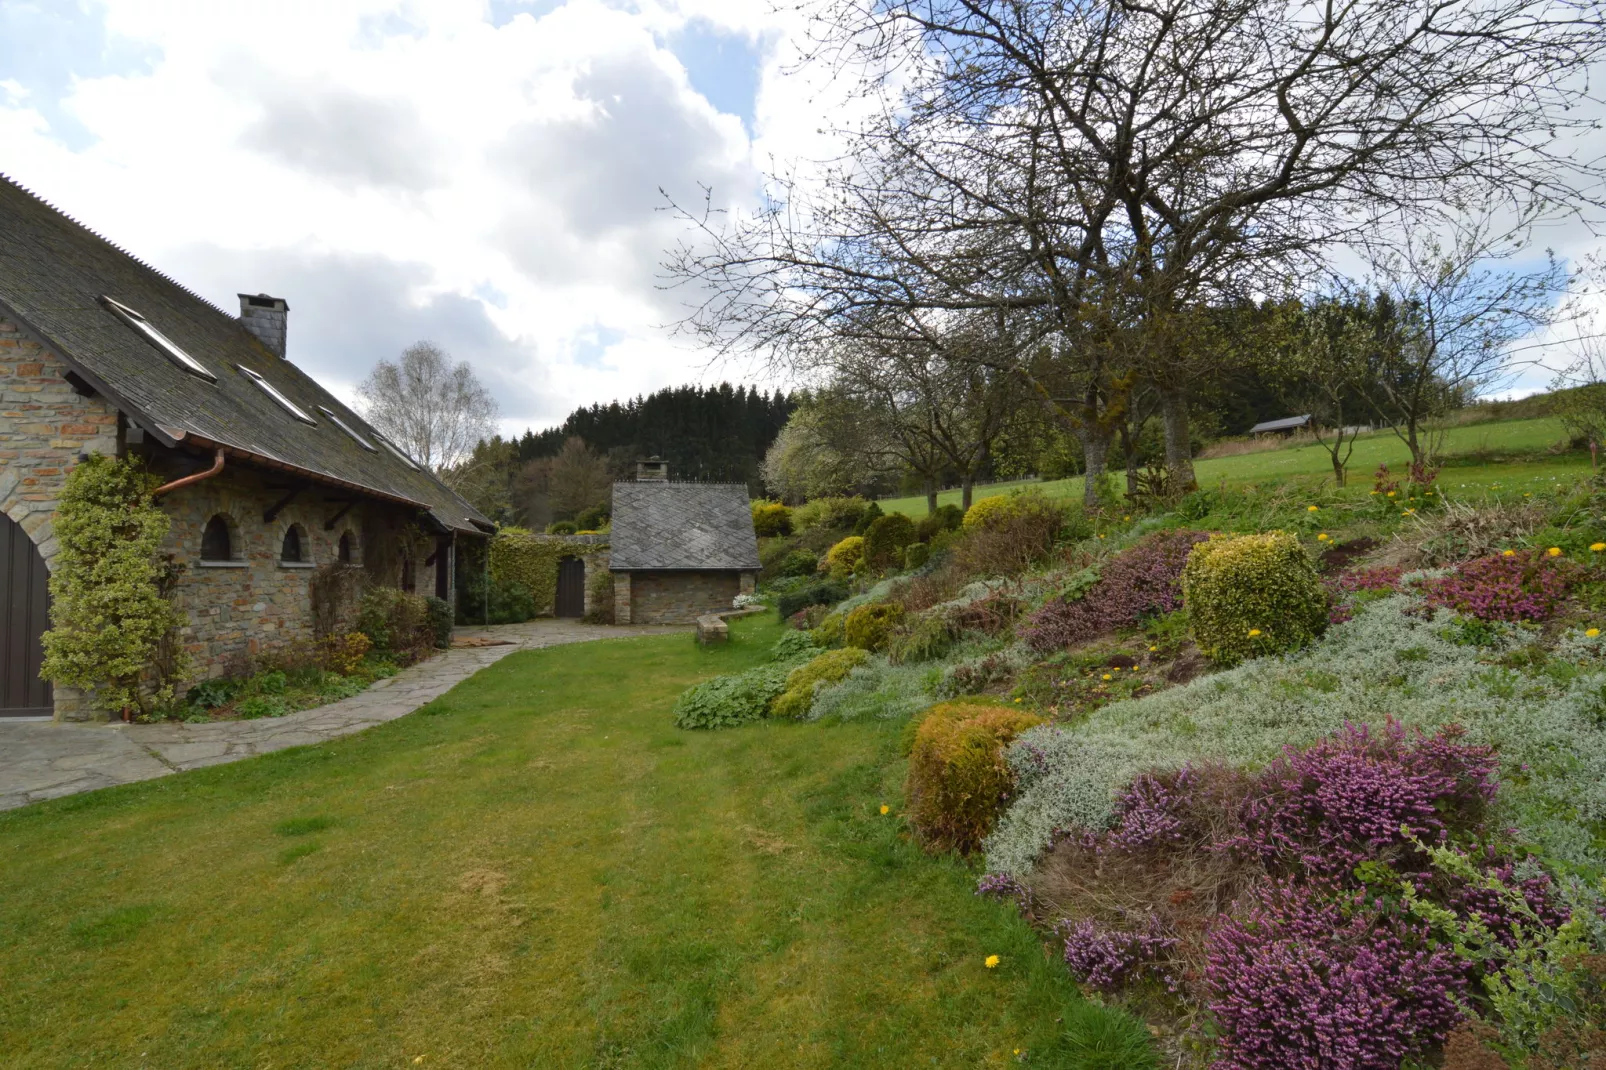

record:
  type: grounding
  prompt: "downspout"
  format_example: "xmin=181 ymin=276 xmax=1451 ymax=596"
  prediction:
xmin=152 ymin=449 xmax=225 ymax=497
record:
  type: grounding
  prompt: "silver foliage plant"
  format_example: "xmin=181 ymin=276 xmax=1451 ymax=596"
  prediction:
xmin=985 ymin=595 xmax=1606 ymax=877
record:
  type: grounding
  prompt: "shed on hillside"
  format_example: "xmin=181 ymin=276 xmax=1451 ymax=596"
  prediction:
xmin=1248 ymin=414 xmax=1313 ymax=437
xmin=608 ymin=475 xmax=759 ymax=625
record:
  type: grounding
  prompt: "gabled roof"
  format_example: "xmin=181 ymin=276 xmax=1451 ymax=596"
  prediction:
xmin=1248 ymin=414 xmax=1312 ymax=434
xmin=0 ymin=174 xmax=491 ymax=536
xmin=608 ymin=481 xmax=760 ymax=571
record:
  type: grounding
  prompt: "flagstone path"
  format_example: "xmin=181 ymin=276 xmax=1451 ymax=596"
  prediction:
xmin=0 ymin=620 xmax=687 ymax=812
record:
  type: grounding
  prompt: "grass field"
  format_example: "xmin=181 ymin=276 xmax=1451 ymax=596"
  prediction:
xmin=0 ymin=618 xmax=1134 ymax=1069
xmin=879 ymin=416 xmax=1589 ymax=515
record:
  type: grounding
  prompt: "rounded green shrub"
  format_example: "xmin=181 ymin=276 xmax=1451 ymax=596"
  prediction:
xmin=751 ymin=499 xmax=794 ymax=537
xmin=815 ymin=610 xmax=846 ymax=647
xmin=776 ymin=579 xmax=849 ymax=620
xmin=771 ymin=647 xmax=869 ymax=720
xmin=779 ymin=548 xmax=819 ymax=577
xmin=792 ymin=495 xmax=870 ymax=533
xmin=904 ymin=542 xmax=931 ymax=571
xmin=863 ymin=513 xmax=917 ymax=571
xmin=823 ymin=535 xmax=866 ymax=578
xmin=962 ymin=494 xmax=1013 ymax=529
xmin=1181 ymin=530 xmax=1328 ymax=666
xmin=844 ymin=602 xmax=905 ymax=652
xmin=917 ymin=504 xmax=965 ymax=542
xmin=905 ymin=702 xmax=1042 ymax=853
xmin=546 ymin=520 xmax=577 ymax=535
xmin=854 ymin=501 xmax=884 ymax=536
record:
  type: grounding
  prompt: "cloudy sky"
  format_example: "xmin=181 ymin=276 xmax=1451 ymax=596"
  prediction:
xmin=0 ymin=0 xmax=1595 ymax=438
xmin=0 ymin=0 xmax=839 ymax=437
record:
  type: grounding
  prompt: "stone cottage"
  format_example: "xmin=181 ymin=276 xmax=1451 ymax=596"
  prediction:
xmin=0 ymin=174 xmax=492 ymax=720
xmin=608 ymin=461 xmax=759 ymax=624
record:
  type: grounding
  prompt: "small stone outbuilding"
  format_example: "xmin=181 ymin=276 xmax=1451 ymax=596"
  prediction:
xmin=608 ymin=468 xmax=759 ymax=625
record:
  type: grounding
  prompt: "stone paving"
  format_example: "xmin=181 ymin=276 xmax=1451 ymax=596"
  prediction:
xmin=0 ymin=619 xmax=688 ymax=812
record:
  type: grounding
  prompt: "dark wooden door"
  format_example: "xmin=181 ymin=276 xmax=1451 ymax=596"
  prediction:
xmin=555 ymin=557 xmax=585 ymax=618
xmin=0 ymin=512 xmax=52 ymax=717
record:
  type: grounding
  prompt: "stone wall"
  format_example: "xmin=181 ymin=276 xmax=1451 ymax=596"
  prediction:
xmin=0 ymin=315 xmax=120 ymax=719
xmin=616 ymin=569 xmax=745 ymax=625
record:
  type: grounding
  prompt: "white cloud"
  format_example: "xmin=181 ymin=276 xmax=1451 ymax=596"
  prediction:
xmin=0 ymin=0 xmax=830 ymax=435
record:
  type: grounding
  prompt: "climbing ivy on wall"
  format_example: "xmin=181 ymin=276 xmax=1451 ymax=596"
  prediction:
xmin=40 ymin=453 xmax=189 ymax=717
xmin=488 ymin=530 xmax=606 ymax=614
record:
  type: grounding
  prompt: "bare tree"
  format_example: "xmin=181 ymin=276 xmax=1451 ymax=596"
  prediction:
xmin=1365 ymin=222 xmax=1568 ymax=466
xmin=357 ymin=341 xmax=498 ymax=479
xmin=665 ymin=0 xmax=1606 ymax=492
xmin=1272 ymin=299 xmax=1372 ymax=486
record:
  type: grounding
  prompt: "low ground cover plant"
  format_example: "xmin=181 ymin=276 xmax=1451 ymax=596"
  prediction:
xmin=1020 ymin=530 xmax=1208 ymax=653
xmin=173 ymin=633 xmax=394 ymax=722
xmin=673 ymin=635 xmax=815 ymax=729
xmin=1422 ymin=549 xmax=1576 ymax=622
xmin=771 ymin=647 xmax=868 ymax=719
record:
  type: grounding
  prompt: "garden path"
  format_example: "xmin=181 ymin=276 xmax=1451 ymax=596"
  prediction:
xmin=0 ymin=619 xmax=687 ymax=811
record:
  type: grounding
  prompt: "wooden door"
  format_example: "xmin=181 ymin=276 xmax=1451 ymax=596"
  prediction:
xmin=0 ymin=512 xmax=52 ymax=717
xmin=555 ymin=557 xmax=585 ymax=618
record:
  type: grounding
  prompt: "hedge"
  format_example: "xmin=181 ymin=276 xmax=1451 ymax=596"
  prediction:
xmin=488 ymin=532 xmax=606 ymax=615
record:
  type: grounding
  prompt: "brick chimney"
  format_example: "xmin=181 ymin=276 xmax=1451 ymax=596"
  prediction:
xmin=635 ymin=456 xmax=669 ymax=481
xmin=238 ymin=293 xmax=288 ymax=357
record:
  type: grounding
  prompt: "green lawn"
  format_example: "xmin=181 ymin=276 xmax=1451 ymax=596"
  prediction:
xmin=879 ymin=416 xmax=1588 ymax=515
xmin=0 ymin=618 xmax=1122 ymax=1069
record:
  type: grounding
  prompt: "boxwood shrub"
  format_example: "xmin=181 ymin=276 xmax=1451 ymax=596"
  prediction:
xmin=824 ymin=535 xmax=866 ymax=578
xmin=1182 ymin=530 xmax=1328 ymax=666
xmin=863 ymin=513 xmax=917 ymax=571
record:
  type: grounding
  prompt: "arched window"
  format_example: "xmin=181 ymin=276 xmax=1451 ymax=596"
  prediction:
xmin=280 ymin=524 xmax=306 ymax=564
xmin=201 ymin=515 xmax=232 ymax=562
xmin=337 ymin=532 xmax=353 ymax=564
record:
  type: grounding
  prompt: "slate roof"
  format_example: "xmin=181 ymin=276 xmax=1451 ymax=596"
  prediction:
xmin=1248 ymin=414 xmax=1312 ymax=434
xmin=608 ymin=481 xmax=760 ymax=571
xmin=0 ymin=174 xmax=491 ymax=536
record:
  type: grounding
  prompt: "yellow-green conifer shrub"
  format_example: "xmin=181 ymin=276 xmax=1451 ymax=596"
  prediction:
xmin=905 ymin=702 xmax=1042 ymax=853
xmin=1181 ymin=530 xmax=1329 ymax=666
xmin=770 ymin=647 xmax=869 ymax=719
xmin=823 ymin=534 xmax=865 ymax=578
xmin=962 ymin=494 xmax=1013 ymax=529
xmin=844 ymin=602 xmax=904 ymax=652
xmin=814 ymin=610 xmax=846 ymax=648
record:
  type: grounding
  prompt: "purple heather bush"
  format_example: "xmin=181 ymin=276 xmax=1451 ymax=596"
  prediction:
xmin=1331 ymin=565 xmax=1406 ymax=593
xmin=1205 ymin=879 xmax=1468 ymax=1070
xmin=1421 ymin=551 xmax=1573 ymax=622
xmin=1231 ymin=720 xmax=1498 ymax=879
xmin=1020 ymin=530 xmax=1209 ymax=652
xmin=1446 ymin=847 xmax=1569 ymax=944
xmin=1060 ymin=914 xmax=1180 ymax=992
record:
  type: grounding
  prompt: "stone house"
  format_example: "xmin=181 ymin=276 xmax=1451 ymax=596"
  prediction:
xmin=0 ymin=174 xmax=491 ymax=721
xmin=608 ymin=462 xmax=759 ymax=624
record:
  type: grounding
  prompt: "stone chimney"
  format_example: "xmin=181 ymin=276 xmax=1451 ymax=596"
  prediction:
xmin=635 ymin=456 xmax=669 ymax=481
xmin=238 ymin=293 xmax=288 ymax=357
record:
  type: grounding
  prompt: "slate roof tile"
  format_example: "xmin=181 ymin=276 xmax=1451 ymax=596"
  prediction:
xmin=609 ymin=481 xmax=759 ymax=570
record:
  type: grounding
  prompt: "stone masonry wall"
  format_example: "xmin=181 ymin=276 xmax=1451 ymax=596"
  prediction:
xmin=623 ymin=570 xmax=744 ymax=625
xmin=0 ymin=315 xmax=120 ymax=719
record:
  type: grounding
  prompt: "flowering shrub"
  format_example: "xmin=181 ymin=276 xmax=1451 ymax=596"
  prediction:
xmin=1182 ymin=530 xmax=1329 ymax=665
xmin=1205 ymin=879 xmax=1467 ymax=1070
xmin=1331 ymin=565 xmax=1405 ymax=593
xmin=1060 ymin=914 xmax=1178 ymax=992
xmin=906 ymin=702 xmax=1042 ymax=853
xmin=1421 ymin=551 xmax=1573 ymax=622
xmin=1020 ymin=530 xmax=1209 ymax=652
xmin=1231 ymin=721 xmax=1498 ymax=879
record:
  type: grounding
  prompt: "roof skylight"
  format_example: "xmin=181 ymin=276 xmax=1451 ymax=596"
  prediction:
xmin=373 ymin=432 xmax=420 ymax=471
xmin=318 ymin=406 xmax=378 ymax=452
xmin=237 ymin=365 xmax=316 ymax=425
xmin=101 ymin=296 xmax=216 ymax=381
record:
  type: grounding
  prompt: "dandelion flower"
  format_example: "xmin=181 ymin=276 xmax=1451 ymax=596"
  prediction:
xmin=1101 ymin=673 xmax=1112 ymax=681
xmin=879 ymin=804 xmax=890 ymax=815
xmin=1370 ymin=490 xmax=1379 ymax=495
xmin=1248 ymin=628 xmax=1262 ymax=638
xmin=1149 ymin=645 xmax=1157 ymax=652
xmin=984 ymin=955 xmax=1000 ymax=969
xmin=1317 ymin=533 xmax=1329 ymax=541
xmin=1123 ymin=515 xmax=1130 ymax=521
xmin=1503 ymin=549 xmax=1516 ymax=557
xmin=1592 ymin=543 xmax=1605 ymax=552
xmin=1549 ymin=547 xmax=1563 ymax=557
xmin=1013 ymin=697 xmax=1022 ymax=703
xmin=1589 ymin=629 xmax=1601 ymax=638
xmin=1387 ymin=491 xmax=1396 ymax=498
xmin=1307 ymin=505 xmax=1319 ymax=512
xmin=1403 ymin=508 xmax=1415 ymax=515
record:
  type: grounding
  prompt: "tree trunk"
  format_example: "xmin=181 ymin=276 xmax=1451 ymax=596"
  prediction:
xmin=925 ymin=477 xmax=938 ymax=514
xmin=1076 ymin=426 xmax=1112 ymax=508
xmin=961 ymin=474 xmax=975 ymax=510
xmin=1158 ymin=386 xmax=1197 ymax=493
xmin=1405 ymin=416 xmax=1424 ymax=466
xmin=1330 ymin=444 xmax=1347 ymax=487
xmin=1119 ymin=423 xmax=1140 ymax=496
